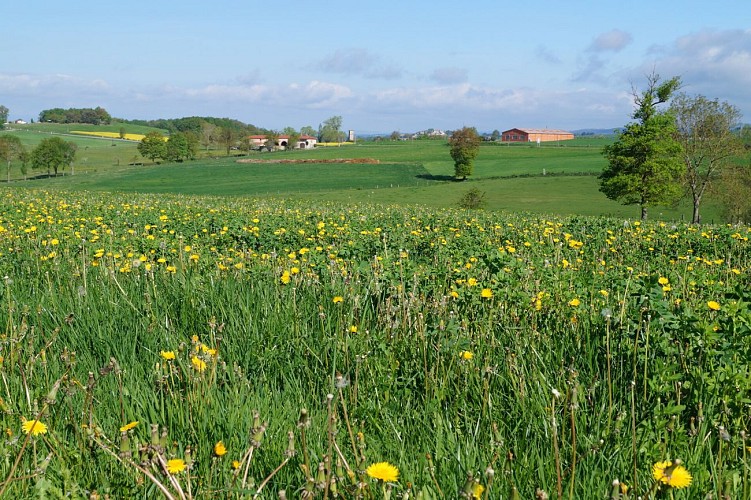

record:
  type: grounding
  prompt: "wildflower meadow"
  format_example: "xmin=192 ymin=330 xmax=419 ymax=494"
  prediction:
xmin=0 ymin=188 xmax=749 ymax=498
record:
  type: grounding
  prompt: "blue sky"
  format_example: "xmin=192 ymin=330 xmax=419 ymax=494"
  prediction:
xmin=2 ymin=0 xmax=750 ymax=133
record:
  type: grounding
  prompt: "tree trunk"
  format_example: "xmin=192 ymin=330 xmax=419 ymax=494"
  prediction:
xmin=641 ymin=206 xmax=648 ymax=220
xmin=692 ymin=197 xmax=702 ymax=224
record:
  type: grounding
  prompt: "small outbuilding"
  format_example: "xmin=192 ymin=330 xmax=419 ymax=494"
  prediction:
xmin=501 ymin=128 xmax=574 ymax=143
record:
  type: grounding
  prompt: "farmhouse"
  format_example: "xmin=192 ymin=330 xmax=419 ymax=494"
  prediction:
xmin=501 ymin=128 xmax=574 ymax=143
xmin=248 ymin=134 xmax=317 ymax=150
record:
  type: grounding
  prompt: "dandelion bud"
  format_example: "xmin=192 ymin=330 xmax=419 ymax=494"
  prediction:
xmin=460 ymin=475 xmax=474 ymax=498
xmin=610 ymin=479 xmax=620 ymax=500
xmin=285 ymin=430 xmax=295 ymax=458
xmin=315 ymin=462 xmax=326 ymax=490
xmin=158 ymin=427 xmax=168 ymax=451
xmin=150 ymin=424 xmax=159 ymax=446
xmin=45 ymin=378 xmax=62 ymax=405
xmin=119 ymin=433 xmax=131 ymax=458
xmin=719 ymin=425 xmax=731 ymax=442
xmin=185 ymin=446 xmax=193 ymax=469
xmin=252 ymin=410 xmax=261 ymax=431
xmin=298 ymin=409 xmax=310 ymax=429
xmin=251 ymin=422 xmax=267 ymax=448
xmin=329 ymin=477 xmax=337 ymax=496
xmin=511 ymin=485 xmax=521 ymax=500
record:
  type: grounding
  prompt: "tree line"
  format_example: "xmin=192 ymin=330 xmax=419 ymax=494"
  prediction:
xmin=0 ymin=135 xmax=78 ymax=180
xmin=39 ymin=107 xmax=112 ymax=125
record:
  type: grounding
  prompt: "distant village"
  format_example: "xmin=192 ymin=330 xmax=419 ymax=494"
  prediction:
xmin=393 ymin=127 xmax=575 ymax=142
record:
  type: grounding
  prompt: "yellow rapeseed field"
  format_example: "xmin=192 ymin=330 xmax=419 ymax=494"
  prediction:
xmin=71 ymin=130 xmax=147 ymax=141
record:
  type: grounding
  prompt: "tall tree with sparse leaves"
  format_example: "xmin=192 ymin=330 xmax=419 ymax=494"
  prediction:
xmin=0 ymin=135 xmax=25 ymax=182
xmin=670 ymin=93 xmax=744 ymax=223
xmin=600 ymin=73 xmax=684 ymax=220
xmin=0 ymin=105 xmax=9 ymax=129
xmin=449 ymin=127 xmax=481 ymax=180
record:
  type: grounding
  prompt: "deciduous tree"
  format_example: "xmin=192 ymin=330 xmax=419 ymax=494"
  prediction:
xmin=137 ymin=131 xmax=167 ymax=163
xmin=600 ymin=73 xmax=684 ymax=220
xmin=670 ymin=93 xmax=744 ymax=223
xmin=449 ymin=127 xmax=481 ymax=180
xmin=0 ymin=135 xmax=25 ymax=182
xmin=319 ymin=116 xmax=343 ymax=143
xmin=0 ymin=105 xmax=9 ymax=129
xmin=31 ymin=137 xmax=77 ymax=177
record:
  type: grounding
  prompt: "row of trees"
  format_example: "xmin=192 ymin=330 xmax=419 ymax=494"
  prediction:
xmin=39 ymin=107 xmax=112 ymax=125
xmin=0 ymin=135 xmax=78 ymax=180
xmin=600 ymin=72 xmax=747 ymax=222
xmin=137 ymin=132 xmax=199 ymax=163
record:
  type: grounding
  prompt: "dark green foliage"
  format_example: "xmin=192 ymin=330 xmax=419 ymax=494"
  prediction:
xmin=599 ymin=74 xmax=684 ymax=220
xmin=165 ymin=132 xmax=198 ymax=162
xmin=318 ymin=115 xmax=343 ymax=143
xmin=30 ymin=136 xmax=76 ymax=176
xmin=457 ymin=187 xmax=487 ymax=209
xmin=38 ymin=106 xmax=111 ymax=125
xmin=137 ymin=131 xmax=167 ymax=163
xmin=449 ymin=127 xmax=481 ymax=179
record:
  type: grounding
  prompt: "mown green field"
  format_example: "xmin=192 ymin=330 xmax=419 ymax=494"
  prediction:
xmin=0 ymin=188 xmax=748 ymax=498
xmin=4 ymin=126 xmax=724 ymax=221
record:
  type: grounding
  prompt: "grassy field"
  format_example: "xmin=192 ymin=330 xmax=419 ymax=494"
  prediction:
xmin=0 ymin=188 xmax=748 ymax=498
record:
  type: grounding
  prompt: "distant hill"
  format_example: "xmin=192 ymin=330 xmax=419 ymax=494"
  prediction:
xmin=571 ymin=128 xmax=620 ymax=136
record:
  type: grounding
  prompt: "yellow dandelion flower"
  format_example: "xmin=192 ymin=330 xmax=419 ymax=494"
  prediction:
xmin=280 ymin=271 xmax=291 ymax=284
xmin=460 ymin=350 xmax=474 ymax=361
xmin=472 ymin=482 xmax=485 ymax=499
xmin=467 ymin=277 xmax=478 ymax=287
xmin=366 ymin=461 xmax=399 ymax=482
xmin=658 ymin=277 xmax=669 ymax=285
xmin=480 ymin=288 xmax=493 ymax=299
xmin=652 ymin=459 xmax=692 ymax=488
xmin=191 ymin=356 xmax=207 ymax=372
xmin=332 ymin=296 xmax=344 ymax=304
xmin=166 ymin=458 xmax=186 ymax=474
xmin=232 ymin=460 xmax=241 ymax=469
xmin=119 ymin=421 xmax=139 ymax=432
xmin=599 ymin=290 xmax=609 ymax=297
xmin=21 ymin=419 xmax=48 ymax=436
xmin=214 ymin=441 xmax=227 ymax=457
xmin=568 ymin=298 xmax=580 ymax=307
xmin=160 ymin=350 xmax=176 ymax=360
xmin=707 ymin=301 xmax=721 ymax=311
xmin=349 ymin=325 xmax=358 ymax=333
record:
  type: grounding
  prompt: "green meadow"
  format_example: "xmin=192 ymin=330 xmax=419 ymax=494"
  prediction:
xmin=0 ymin=125 xmax=748 ymax=498
xmin=1 ymin=126 xmax=722 ymax=221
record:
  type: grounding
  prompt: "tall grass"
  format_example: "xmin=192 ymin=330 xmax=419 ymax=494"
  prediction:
xmin=0 ymin=188 xmax=749 ymax=498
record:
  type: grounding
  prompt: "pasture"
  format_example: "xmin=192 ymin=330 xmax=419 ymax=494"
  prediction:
xmin=1 ymin=126 xmax=723 ymax=220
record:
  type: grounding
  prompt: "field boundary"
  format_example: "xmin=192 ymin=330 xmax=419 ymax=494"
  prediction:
xmin=236 ymin=158 xmax=380 ymax=164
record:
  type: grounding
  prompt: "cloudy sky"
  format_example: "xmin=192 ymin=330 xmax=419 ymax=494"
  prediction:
xmin=2 ymin=0 xmax=750 ymax=133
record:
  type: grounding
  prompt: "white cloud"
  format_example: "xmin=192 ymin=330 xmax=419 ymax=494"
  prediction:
xmin=628 ymin=29 xmax=751 ymax=118
xmin=589 ymin=29 xmax=633 ymax=52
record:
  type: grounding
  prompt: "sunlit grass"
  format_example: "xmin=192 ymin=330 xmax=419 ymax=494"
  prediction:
xmin=0 ymin=187 xmax=749 ymax=497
